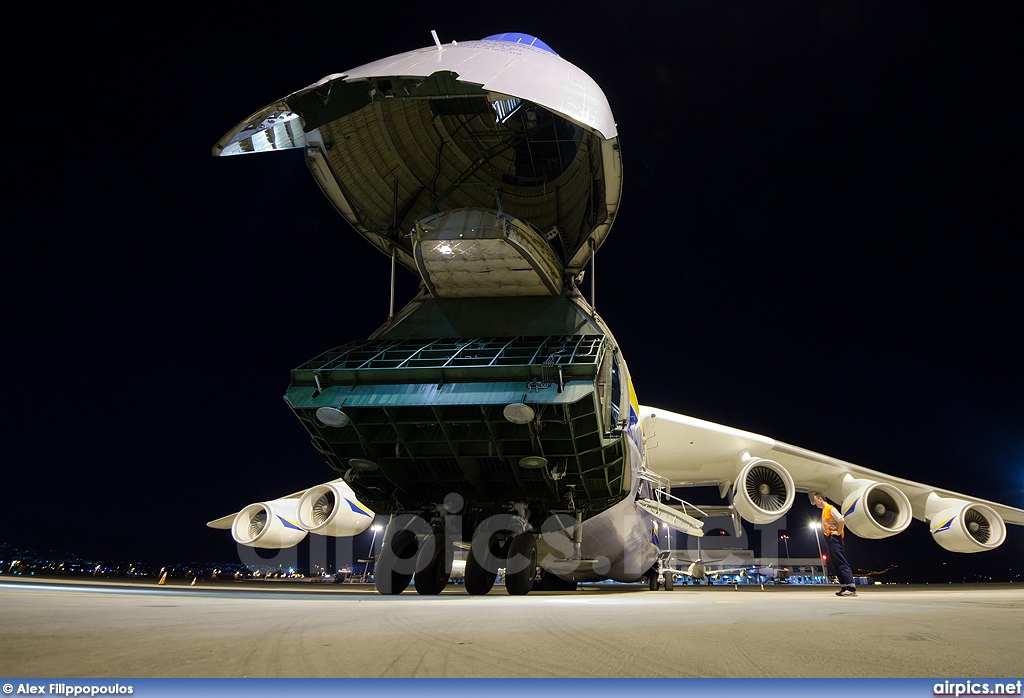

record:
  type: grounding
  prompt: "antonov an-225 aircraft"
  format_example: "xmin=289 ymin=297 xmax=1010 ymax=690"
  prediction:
xmin=208 ymin=32 xmax=1024 ymax=595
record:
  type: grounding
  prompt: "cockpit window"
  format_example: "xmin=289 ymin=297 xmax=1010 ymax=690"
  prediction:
xmin=481 ymin=33 xmax=558 ymax=55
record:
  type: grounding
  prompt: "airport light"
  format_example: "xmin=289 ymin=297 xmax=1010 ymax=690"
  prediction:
xmin=780 ymin=534 xmax=790 ymax=559
xmin=363 ymin=524 xmax=383 ymax=582
xmin=809 ymin=522 xmax=825 ymax=582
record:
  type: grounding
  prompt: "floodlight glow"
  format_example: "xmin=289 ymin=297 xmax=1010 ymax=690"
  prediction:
xmin=414 ymin=209 xmax=563 ymax=298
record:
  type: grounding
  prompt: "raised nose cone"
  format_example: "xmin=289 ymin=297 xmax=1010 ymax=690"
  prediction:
xmin=214 ymin=33 xmax=622 ymax=286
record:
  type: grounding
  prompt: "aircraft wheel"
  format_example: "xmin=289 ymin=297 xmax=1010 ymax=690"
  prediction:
xmin=664 ymin=573 xmax=674 ymax=591
xmin=414 ymin=533 xmax=451 ymax=595
xmin=465 ymin=533 xmax=502 ymax=595
xmin=505 ymin=532 xmax=538 ymax=596
xmin=648 ymin=571 xmax=660 ymax=591
xmin=374 ymin=529 xmax=417 ymax=595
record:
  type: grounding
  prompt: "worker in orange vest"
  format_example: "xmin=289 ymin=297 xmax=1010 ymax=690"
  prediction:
xmin=810 ymin=491 xmax=857 ymax=597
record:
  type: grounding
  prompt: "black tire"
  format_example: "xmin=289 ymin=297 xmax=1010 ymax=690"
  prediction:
xmin=648 ymin=571 xmax=660 ymax=591
xmin=505 ymin=532 xmax=538 ymax=596
xmin=414 ymin=534 xmax=451 ymax=595
xmin=374 ymin=529 xmax=418 ymax=595
xmin=465 ymin=534 xmax=499 ymax=596
xmin=664 ymin=572 xmax=674 ymax=591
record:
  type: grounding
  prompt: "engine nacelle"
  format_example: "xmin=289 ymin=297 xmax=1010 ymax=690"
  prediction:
xmin=840 ymin=477 xmax=912 ymax=539
xmin=731 ymin=458 xmax=795 ymax=525
xmin=296 ymin=479 xmax=375 ymax=537
xmin=926 ymin=494 xmax=1006 ymax=553
xmin=231 ymin=498 xmax=308 ymax=549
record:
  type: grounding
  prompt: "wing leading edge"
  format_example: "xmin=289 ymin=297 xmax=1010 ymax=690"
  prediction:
xmin=640 ymin=406 xmax=1024 ymax=551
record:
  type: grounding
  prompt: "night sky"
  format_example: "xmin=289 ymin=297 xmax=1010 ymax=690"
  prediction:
xmin=5 ymin=2 xmax=1021 ymax=581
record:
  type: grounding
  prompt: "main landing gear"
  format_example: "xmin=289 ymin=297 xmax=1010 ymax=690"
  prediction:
xmin=374 ymin=525 xmax=456 ymax=596
xmin=372 ymin=508 xmax=543 ymax=596
xmin=413 ymin=533 xmax=452 ymax=595
xmin=465 ymin=529 xmax=539 ymax=596
xmin=374 ymin=528 xmax=419 ymax=595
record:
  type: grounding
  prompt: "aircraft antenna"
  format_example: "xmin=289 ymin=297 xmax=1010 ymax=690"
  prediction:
xmin=431 ymin=30 xmax=443 ymax=52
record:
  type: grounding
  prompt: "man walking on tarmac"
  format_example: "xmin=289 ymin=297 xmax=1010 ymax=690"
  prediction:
xmin=810 ymin=491 xmax=858 ymax=596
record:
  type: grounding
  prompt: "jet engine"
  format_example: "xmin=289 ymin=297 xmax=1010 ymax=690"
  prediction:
xmin=925 ymin=494 xmax=1006 ymax=553
xmin=231 ymin=498 xmax=308 ymax=549
xmin=839 ymin=476 xmax=912 ymax=539
xmin=296 ymin=479 xmax=375 ymax=537
xmin=731 ymin=458 xmax=795 ymax=525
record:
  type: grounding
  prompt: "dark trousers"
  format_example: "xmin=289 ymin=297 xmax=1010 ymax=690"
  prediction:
xmin=825 ymin=534 xmax=855 ymax=588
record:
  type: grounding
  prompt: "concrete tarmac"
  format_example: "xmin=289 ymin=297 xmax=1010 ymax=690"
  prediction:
xmin=1 ymin=578 xmax=1022 ymax=678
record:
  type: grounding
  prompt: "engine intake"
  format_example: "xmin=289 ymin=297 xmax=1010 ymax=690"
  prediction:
xmin=926 ymin=494 xmax=1006 ymax=553
xmin=840 ymin=478 xmax=912 ymax=539
xmin=296 ymin=479 xmax=375 ymax=537
xmin=732 ymin=458 xmax=795 ymax=525
xmin=231 ymin=498 xmax=308 ymax=549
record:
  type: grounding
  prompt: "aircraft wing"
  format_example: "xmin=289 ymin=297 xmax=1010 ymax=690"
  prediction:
xmin=203 ymin=479 xmax=372 ymax=548
xmin=206 ymin=514 xmax=235 ymax=530
xmin=640 ymin=405 xmax=1024 ymax=551
xmin=205 ymin=486 xmax=308 ymax=530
